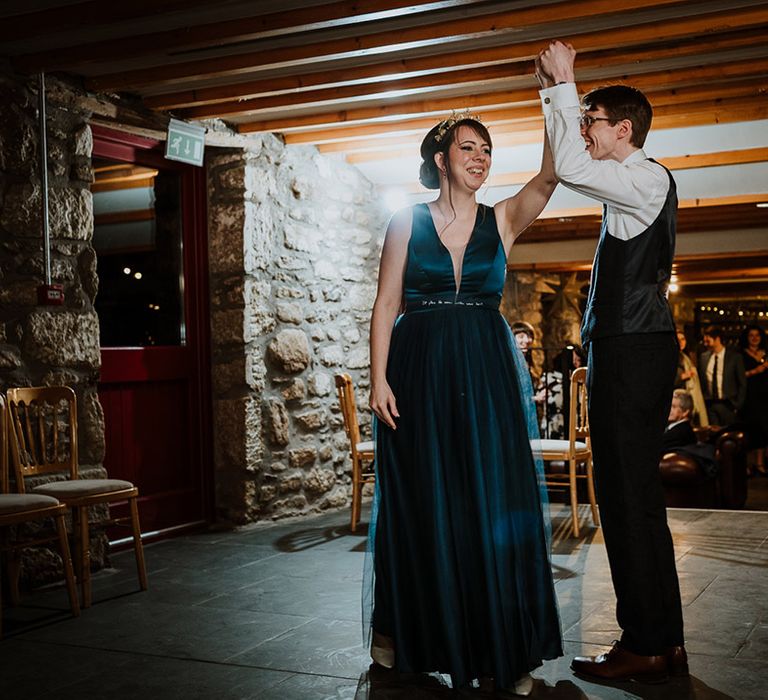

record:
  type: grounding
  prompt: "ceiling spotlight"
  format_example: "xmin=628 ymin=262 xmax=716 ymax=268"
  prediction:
xmin=738 ymin=310 xmax=744 ymax=316
xmin=123 ymin=267 xmax=131 ymax=275
xmin=134 ymin=272 xmax=143 ymax=280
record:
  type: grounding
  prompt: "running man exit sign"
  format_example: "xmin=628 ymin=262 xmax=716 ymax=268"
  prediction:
xmin=165 ymin=118 xmax=205 ymax=166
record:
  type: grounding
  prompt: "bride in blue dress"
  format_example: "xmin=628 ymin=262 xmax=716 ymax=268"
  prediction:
xmin=367 ymin=112 xmax=563 ymax=695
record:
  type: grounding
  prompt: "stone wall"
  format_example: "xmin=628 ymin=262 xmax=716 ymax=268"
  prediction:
xmin=0 ymin=68 xmax=108 ymax=584
xmin=207 ymin=137 xmax=387 ymax=523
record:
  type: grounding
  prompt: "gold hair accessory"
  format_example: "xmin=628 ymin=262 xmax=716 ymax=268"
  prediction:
xmin=434 ymin=109 xmax=483 ymax=142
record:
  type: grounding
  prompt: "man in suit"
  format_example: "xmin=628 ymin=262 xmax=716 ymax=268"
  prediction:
xmin=662 ymin=390 xmax=696 ymax=450
xmin=698 ymin=325 xmax=747 ymax=426
xmin=537 ymin=41 xmax=686 ymax=684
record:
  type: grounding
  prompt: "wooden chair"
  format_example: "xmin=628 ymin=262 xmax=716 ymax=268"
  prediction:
xmin=538 ymin=366 xmax=600 ymax=537
xmin=6 ymin=386 xmax=147 ymax=608
xmin=0 ymin=394 xmax=80 ymax=636
xmin=334 ymin=374 xmax=375 ymax=533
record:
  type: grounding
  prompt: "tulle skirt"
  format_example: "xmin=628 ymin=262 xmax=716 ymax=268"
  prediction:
xmin=365 ymin=306 xmax=562 ymax=689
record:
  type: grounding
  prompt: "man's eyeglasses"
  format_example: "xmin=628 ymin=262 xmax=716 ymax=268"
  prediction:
xmin=579 ymin=114 xmax=615 ymax=129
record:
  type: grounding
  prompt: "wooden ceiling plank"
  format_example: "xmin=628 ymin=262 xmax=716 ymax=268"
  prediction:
xmin=237 ymin=62 xmax=768 ymax=133
xmin=83 ymin=0 xmax=729 ymax=92
xmin=14 ymin=0 xmax=482 ymax=73
xmin=0 ymin=0 xmax=213 ymax=41
xmin=386 ymin=148 xmax=768 ymax=192
xmin=659 ymin=148 xmax=768 ymax=171
xmin=307 ymin=100 xmax=768 ymax=154
xmin=147 ymin=25 xmax=768 ymax=110
xmin=185 ymin=61 xmax=766 ymax=122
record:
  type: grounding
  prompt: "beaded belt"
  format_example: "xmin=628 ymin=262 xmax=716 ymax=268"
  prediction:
xmin=404 ymin=298 xmax=499 ymax=313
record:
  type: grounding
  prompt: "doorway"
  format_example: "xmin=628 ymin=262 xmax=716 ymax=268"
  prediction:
xmin=91 ymin=125 xmax=213 ymax=538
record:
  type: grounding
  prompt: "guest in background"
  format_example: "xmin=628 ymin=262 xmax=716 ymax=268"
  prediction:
xmin=511 ymin=320 xmax=537 ymax=381
xmin=674 ymin=327 xmax=708 ymax=428
xmin=740 ymin=325 xmax=768 ymax=475
xmin=698 ymin=325 xmax=746 ymax=426
xmin=662 ymin=390 xmax=696 ymax=450
xmin=535 ymin=344 xmax=586 ymax=439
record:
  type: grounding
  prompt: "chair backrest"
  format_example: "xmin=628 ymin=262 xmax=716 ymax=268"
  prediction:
xmin=334 ymin=373 xmax=362 ymax=454
xmin=568 ymin=367 xmax=589 ymax=449
xmin=6 ymin=386 xmax=79 ymax=492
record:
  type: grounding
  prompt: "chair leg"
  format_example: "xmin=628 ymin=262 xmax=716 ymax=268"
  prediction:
xmin=569 ymin=458 xmax=580 ymax=538
xmin=54 ymin=512 xmax=80 ymax=618
xmin=586 ymin=457 xmax=600 ymax=526
xmin=350 ymin=456 xmax=360 ymax=533
xmin=77 ymin=506 xmax=92 ymax=608
xmin=129 ymin=497 xmax=148 ymax=592
xmin=7 ymin=548 xmax=22 ymax=606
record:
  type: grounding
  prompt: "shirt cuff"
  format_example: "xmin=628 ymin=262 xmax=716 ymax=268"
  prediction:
xmin=539 ymin=82 xmax=579 ymax=115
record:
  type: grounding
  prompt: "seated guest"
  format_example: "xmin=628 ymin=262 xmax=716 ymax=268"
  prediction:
xmin=535 ymin=343 xmax=586 ymax=439
xmin=663 ymin=389 xmax=697 ymax=450
xmin=698 ymin=325 xmax=746 ymax=426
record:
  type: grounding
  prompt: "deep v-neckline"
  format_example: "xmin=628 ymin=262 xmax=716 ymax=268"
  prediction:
xmin=424 ymin=202 xmax=480 ymax=296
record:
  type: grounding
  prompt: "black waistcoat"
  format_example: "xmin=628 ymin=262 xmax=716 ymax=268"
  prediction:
xmin=580 ymin=160 xmax=676 ymax=345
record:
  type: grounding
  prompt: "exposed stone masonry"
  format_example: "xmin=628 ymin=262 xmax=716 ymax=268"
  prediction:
xmin=0 ymin=69 xmax=108 ymax=584
xmin=207 ymin=137 xmax=387 ymax=523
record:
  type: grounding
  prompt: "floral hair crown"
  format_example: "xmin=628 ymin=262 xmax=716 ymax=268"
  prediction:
xmin=434 ymin=109 xmax=483 ymax=142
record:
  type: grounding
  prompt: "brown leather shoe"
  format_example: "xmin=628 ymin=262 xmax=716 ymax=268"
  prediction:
xmin=571 ymin=641 xmax=669 ymax=683
xmin=667 ymin=645 xmax=689 ymax=677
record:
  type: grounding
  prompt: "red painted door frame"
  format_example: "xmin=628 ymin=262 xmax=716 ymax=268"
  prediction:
xmin=92 ymin=124 xmax=213 ymax=539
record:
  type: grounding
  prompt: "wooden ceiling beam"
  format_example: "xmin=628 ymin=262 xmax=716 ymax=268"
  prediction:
xmin=388 ymin=147 xmax=768 ymax=193
xmin=660 ymin=148 xmax=768 ymax=171
xmin=0 ymin=0 xmax=211 ymax=41
xmin=191 ymin=64 xmax=765 ymax=122
xmin=83 ymin=0 xmax=730 ymax=92
xmin=237 ymin=60 xmax=768 ymax=133
xmin=13 ymin=0 xmax=481 ymax=73
xmin=147 ymin=26 xmax=768 ymax=111
xmin=309 ymin=99 xmax=768 ymax=155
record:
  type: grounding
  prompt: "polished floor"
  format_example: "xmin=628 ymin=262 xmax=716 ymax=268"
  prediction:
xmin=1 ymin=502 xmax=767 ymax=700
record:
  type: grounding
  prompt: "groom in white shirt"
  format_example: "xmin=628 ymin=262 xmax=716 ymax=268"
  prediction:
xmin=536 ymin=41 xmax=686 ymax=684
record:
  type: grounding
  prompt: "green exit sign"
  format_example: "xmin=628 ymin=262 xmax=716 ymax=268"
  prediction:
xmin=165 ymin=118 xmax=205 ymax=166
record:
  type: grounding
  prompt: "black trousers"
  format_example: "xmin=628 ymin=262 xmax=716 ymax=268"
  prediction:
xmin=586 ymin=332 xmax=684 ymax=655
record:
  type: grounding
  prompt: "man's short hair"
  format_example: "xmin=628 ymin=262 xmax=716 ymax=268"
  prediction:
xmin=703 ymin=325 xmax=723 ymax=341
xmin=672 ymin=389 xmax=693 ymax=417
xmin=582 ymin=85 xmax=653 ymax=148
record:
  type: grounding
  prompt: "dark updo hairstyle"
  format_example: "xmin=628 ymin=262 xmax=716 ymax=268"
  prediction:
xmin=419 ymin=117 xmax=492 ymax=190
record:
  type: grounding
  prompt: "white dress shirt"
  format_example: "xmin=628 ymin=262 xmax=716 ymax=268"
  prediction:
xmin=706 ymin=348 xmax=726 ymax=398
xmin=539 ymin=83 xmax=670 ymax=241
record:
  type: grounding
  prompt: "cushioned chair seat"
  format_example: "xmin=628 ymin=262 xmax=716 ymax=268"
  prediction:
xmin=33 ymin=479 xmax=135 ymax=498
xmin=0 ymin=493 xmax=60 ymax=515
xmin=533 ymin=439 xmax=588 ymax=453
xmin=356 ymin=440 xmax=374 ymax=452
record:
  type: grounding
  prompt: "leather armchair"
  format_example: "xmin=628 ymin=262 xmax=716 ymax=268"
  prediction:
xmin=659 ymin=428 xmax=748 ymax=509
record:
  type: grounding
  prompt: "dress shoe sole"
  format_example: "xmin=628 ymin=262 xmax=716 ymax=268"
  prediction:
xmin=571 ymin=665 xmax=669 ymax=685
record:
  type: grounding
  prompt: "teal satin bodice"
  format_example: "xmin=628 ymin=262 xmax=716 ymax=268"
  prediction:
xmin=404 ymin=202 xmax=506 ymax=309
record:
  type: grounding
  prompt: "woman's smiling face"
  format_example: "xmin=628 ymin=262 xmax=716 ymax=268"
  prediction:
xmin=439 ymin=125 xmax=491 ymax=191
